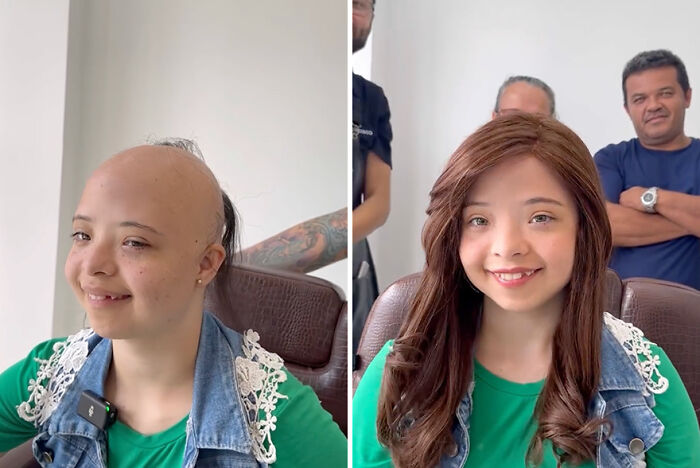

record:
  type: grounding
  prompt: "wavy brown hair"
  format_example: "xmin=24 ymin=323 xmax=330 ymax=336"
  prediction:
xmin=376 ymin=113 xmax=612 ymax=467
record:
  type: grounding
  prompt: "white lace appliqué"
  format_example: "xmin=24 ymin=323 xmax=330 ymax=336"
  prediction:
xmin=16 ymin=328 xmax=94 ymax=426
xmin=235 ymin=330 xmax=288 ymax=464
xmin=604 ymin=313 xmax=669 ymax=394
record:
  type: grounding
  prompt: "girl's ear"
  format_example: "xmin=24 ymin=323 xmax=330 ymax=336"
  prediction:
xmin=197 ymin=243 xmax=226 ymax=286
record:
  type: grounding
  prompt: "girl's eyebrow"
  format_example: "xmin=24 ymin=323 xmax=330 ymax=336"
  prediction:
xmin=72 ymin=215 xmax=163 ymax=235
xmin=120 ymin=221 xmax=163 ymax=235
xmin=464 ymin=201 xmax=489 ymax=208
xmin=524 ymin=197 xmax=564 ymax=206
xmin=464 ymin=197 xmax=564 ymax=208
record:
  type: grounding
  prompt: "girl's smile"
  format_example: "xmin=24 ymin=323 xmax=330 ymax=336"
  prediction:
xmin=488 ymin=267 xmax=541 ymax=287
xmin=459 ymin=154 xmax=578 ymax=316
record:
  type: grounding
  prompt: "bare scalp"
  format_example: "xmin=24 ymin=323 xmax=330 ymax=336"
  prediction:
xmin=93 ymin=144 xmax=225 ymax=246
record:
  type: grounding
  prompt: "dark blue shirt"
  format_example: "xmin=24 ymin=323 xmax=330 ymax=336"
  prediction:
xmin=594 ymin=138 xmax=700 ymax=290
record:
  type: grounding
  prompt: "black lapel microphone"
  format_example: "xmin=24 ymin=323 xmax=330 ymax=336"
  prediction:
xmin=77 ymin=390 xmax=118 ymax=430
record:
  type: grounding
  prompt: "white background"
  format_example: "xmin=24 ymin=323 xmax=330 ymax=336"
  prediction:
xmin=0 ymin=0 xmax=347 ymax=369
xmin=361 ymin=0 xmax=700 ymax=291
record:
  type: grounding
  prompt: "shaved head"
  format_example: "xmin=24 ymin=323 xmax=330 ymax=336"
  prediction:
xmin=91 ymin=144 xmax=225 ymax=246
xmin=66 ymin=142 xmax=230 ymax=339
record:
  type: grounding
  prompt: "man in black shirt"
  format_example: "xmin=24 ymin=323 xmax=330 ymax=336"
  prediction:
xmin=352 ymin=0 xmax=393 ymax=357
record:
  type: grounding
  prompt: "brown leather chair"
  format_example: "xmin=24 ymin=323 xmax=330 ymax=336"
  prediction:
xmin=1 ymin=264 xmax=347 ymax=467
xmin=206 ymin=263 xmax=348 ymax=434
xmin=0 ymin=443 xmax=37 ymax=468
xmin=353 ymin=269 xmax=700 ymax=423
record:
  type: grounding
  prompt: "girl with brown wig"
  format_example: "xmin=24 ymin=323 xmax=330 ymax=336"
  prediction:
xmin=352 ymin=113 xmax=700 ymax=467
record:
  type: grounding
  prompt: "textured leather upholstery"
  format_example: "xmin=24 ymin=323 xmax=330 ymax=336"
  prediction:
xmin=353 ymin=269 xmax=700 ymax=424
xmin=0 ymin=264 xmax=347 ymax=467
xmin=617 ymin=277 xmax=700 ymax=420
xmin=604 ymin=268 xmax=623 ymax=318
xmin=206 ymin=263 xmax=348 ymax=434
xmin=352 ymin=272 xmax=420 ymax=391
xmin=0 ymin=441 xmax=36 ymax=468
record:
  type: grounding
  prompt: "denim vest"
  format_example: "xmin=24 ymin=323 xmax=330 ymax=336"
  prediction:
xmin=20 ymin=312 xmax=280 ymax=467
xmin=440 ymin=314 xmax=665 ymax=468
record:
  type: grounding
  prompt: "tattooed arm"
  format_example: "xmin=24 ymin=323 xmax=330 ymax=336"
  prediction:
xmin=240 ymin=208 xmax=348 ymax=273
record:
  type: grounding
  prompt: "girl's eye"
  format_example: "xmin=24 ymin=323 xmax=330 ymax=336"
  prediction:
xmin=531 ymin=214 xmax=553 ymax=224
xmin=71 ymin=231 xmax=90 ymax=241
xmin=124 ymin=239 xmax=149 ymax=249
xmin=468 ymin=217 xmax=488 ymax=227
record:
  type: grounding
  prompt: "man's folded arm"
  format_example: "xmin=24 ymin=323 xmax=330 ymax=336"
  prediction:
xmin=606 ymin=202 xmax=690 ymax=247
xmin=654 ymin=190 xmax=700 ymax=237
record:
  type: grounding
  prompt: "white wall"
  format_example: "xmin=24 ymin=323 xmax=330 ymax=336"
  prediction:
xmin=1 ymin=0 xmax=347 ymax=369
xmin=353 ymin=34 xmax=373 ymax=78
xmin=0 ymin=1 xmax=71 ymax=369
xmin=367 ymin=0 xmax=700 ymax=290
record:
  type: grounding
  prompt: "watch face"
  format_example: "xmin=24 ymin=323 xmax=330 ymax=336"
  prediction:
xmin=643 ymin=193 xmax=654 ymax=203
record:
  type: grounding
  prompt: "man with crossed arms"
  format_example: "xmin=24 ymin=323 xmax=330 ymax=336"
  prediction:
xmin=595 ymin=49 xmax=700 ymax=290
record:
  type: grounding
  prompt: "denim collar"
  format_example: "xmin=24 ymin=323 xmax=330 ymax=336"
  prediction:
xmin=187 ymin=312 xmax=252 ymax=452
xmin=48 ymin=335 xmax=111 ymax=440
xmin=597 ymin=325 xmax=647 ymax=393
xmin=46 ymin=312 xmax=252 ymax=453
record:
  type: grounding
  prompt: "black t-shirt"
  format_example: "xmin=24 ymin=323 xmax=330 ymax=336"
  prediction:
xmin=352 ymin=73 xmax=393 ymax=209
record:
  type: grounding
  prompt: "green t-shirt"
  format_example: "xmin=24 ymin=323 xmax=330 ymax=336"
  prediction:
xmin=108 ymin=415 xmax=188 ymax=467
xmin=0 ymin=337 xmax=347 ymax=467
xmin=353 ymin=340 xmax=700 ymax=468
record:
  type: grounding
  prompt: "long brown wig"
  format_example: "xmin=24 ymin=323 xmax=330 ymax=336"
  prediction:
xmin=376 ymin=113 xmax=612 ymax=467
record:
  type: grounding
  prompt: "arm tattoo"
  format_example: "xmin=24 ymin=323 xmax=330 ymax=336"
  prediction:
xmin=241 ymin=208 xmax=348 ymax=273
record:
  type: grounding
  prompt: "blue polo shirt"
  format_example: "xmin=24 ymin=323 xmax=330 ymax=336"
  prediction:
xmin=594 ymin=138 xmax=700 ymax=290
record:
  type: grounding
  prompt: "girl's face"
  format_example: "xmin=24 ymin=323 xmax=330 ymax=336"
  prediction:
xmin=64 ymin=148 xmax=221 ymax=340
xmin=459 ymin=155 xmax=578 ymax=316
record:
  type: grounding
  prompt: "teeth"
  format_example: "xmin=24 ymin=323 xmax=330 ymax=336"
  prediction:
xmin=87 ymin=293 xmax=127 ymax=300
xmin=495 ymin=270 xmax=535 ymax=281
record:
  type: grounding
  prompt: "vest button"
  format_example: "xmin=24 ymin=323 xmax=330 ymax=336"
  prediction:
xmin=41 ymin=450 xmax=54 ymax=463
xmin=628 ymin=437 xmax=645 ymax=454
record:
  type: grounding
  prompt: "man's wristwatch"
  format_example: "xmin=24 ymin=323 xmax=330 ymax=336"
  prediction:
xmin=640 ymin=186 xmax=658 ymax=213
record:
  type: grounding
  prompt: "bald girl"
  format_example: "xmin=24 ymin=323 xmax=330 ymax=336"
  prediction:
xmin=65 ymin=143 xmax=230 ymax=434
xmin=0 ymin=140 xmax=347 ymax=466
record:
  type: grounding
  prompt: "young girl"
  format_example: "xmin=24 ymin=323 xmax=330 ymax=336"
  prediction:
xmin=0 ymin=141 xmax=346 ymax=467
xmin=353 ymin=114 xmax=700 ymax=467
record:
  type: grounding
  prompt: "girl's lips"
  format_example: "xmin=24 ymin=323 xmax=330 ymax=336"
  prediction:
xmin=87 ymin=293 xmax=130 ymax=300
xmin=489 ymin=268 xmax=541 ymax=287
xmin=86 ymin=293 xmax=132 ymax=306
xmin=82 ymin=284 xmax=131 ymax=299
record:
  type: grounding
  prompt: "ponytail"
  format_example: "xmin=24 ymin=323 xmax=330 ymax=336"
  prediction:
xmin=215 ymin=189 xmax=240 ymax=289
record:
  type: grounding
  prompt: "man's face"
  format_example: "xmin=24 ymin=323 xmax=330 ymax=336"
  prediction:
xmin=624 ymin=66 xmax=692 ymax=149
xmin=352 ymin=0 xmax=373 ymax=53
xmin=493 ymin=82 xmax=552 ymax=119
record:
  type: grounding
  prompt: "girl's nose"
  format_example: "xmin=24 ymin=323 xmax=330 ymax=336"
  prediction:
xmin=84 ymin=241 xmax=117 ymax=277
xmin=490 ymin=222 xmax=529 ymax=258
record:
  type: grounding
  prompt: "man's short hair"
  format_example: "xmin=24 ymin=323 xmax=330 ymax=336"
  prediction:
xmin=622 ymin=49 xmax=690 ymax=106
xmin=494 ymin=75 xmax=556 ymax=116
